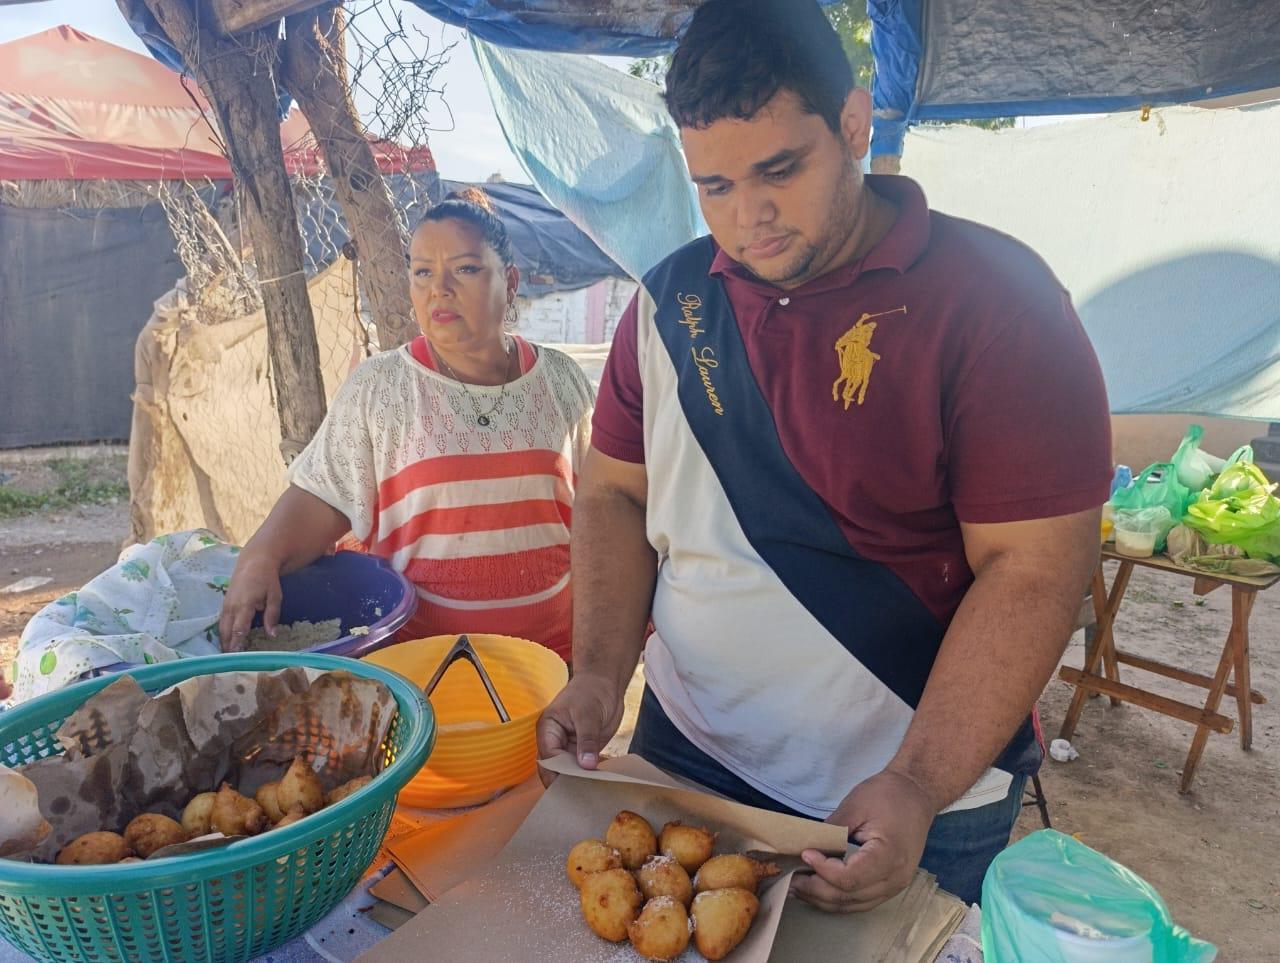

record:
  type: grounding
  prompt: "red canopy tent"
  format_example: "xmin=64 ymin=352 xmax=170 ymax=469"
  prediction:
xmin=0 ymin=24 xmax=434 ymax=181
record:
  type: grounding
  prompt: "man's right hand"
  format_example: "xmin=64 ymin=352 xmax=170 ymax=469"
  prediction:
xmin=537 ymin=672 xmax=627 ymax=778
xmin=218 ymin=554 xmax=283 ymax=652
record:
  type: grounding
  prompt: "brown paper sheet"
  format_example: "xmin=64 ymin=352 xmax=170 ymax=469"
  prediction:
xmin=369 ymin=868 xmax=430 ymax=915
xmin=770 ymin=873 xmax=965 ymax=962
xmin=385 ymin=776 xmax=544 ymax=902
xmin=4 ymin=669 xmax=396 ymax=862
xmin=359 ymin=753 xmax=849 ymax=963
xmin=360 ymin=754 xmax=965 ymax=963
xmin=367 ymin=901 xmax=417 ymax=932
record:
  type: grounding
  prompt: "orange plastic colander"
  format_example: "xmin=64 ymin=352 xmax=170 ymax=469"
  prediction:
xmin=363 ymin=634 xmax=568 ymax=808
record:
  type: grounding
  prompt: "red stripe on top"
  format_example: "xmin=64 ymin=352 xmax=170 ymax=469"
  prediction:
xmin=515 ymin=335 xmax=537 ymax=372
xmin=377 ymin=449 xmax=572 ymax=514
xmin=408 ymin=335 xmax=537 ymax=374
xmin=402 ymin=543 xmax=570 ymax=602
xmin=376 ymin=498 xmax=572 ymax=555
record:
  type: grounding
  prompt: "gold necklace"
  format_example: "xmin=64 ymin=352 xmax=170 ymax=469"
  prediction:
xmin=430 ymin=341 xmax=516 ymax=428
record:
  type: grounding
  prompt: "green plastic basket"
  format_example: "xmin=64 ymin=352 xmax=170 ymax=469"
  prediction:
xmin=0 ymin=652 xmax=435 ymax=963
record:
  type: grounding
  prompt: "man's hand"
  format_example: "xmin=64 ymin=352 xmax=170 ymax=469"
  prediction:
xmin=537 ymin=672 xmax=627 ymax=778
xmin=790 ymin=770 xmax=936 ymax=913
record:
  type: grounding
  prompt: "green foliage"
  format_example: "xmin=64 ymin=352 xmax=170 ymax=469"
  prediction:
xmin=0 ymin=458 xmax=128 ymax=519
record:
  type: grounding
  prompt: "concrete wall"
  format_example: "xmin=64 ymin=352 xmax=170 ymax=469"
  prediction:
xmin=1111 ymin=415 xmax=1265 ymax=471
xmin=516 ymin=277 xmax=637 ymax=345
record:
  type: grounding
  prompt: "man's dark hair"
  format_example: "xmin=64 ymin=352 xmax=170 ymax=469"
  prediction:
xmin=664 ymin=0 xmax=853 ymax=133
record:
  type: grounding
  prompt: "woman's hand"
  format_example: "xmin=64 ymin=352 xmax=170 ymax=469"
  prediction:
xmin=218 ymin=552 xmax=284 ymax=651
xmin=216 ymin=486 xmax=352 ymax=651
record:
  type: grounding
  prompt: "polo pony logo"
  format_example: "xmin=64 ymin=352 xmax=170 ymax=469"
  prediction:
xmin=832 ymin=306 xmax=906 ymax=409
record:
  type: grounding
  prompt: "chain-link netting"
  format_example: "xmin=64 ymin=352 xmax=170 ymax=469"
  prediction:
xmin=128 ymin=0 xmax=452 ymax=546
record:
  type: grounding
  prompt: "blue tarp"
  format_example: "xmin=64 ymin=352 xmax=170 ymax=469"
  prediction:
xmin=440 ymin=179 xmax=626 ymax=294
xmin=404 ymin=0 xmax=699 ymax=56
xmin=121 ymin=0 xmax=1280 ymax=162
xmin=403 ymin=1 xmax=1280 ymax=157
xmin=868 ymin=0 xmax=1280 ymax=156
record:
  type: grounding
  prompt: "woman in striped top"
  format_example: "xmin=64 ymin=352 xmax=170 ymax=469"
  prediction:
xmin=219 ymin=188 xmax=595 ymax=661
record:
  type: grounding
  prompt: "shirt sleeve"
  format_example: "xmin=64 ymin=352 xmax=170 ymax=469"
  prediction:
xmin=285 ymin=365 xmax=378 ymax=543
xmin=947 ymin=290 xmax=1112 ymax=524
xmin=590 ymin=296 xmax=646 ymax=463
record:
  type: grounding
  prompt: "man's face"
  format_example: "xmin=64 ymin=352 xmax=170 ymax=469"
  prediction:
xmin=681 ymin=89 xmax=871 ymax=289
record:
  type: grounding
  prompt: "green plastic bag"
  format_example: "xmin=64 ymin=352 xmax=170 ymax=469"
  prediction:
xmin=1109 ymin=464 xmax=1192 ymax=551
xmin=982 ymin=830 xmax=1216 ymax=963
xmin=1170 ymin=424 xmax=1254 ymax=491
xmin=1171 ymin=425 xmax=1223 ymax=492
xmin=1184 ymin=461 xmax=1280 ymax=560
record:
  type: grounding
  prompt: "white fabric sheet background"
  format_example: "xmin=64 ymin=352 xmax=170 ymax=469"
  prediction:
xmin=900 ymin=103 xmax=1280 ymax=421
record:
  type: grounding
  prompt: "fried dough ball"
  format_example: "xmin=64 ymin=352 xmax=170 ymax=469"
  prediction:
xmin=578 ymin=867 xmax=643 ymax=942
xmin=566 ymin=839 xmax=624 ymax=889
xmin=254 ymin=781 xmax=284 ymax=823
xmin=635 ymin=855 xmax=693 ymax=908
xmin=123 ymin=813 xmax=187 ymax=859
xmin=273 ymin=806 xmax=308 ymax=829
xmin=56 ymin=831 xmax=132 ymax=865
xmin=324 ymin=775 xmax=372 ymax=807
xmin=210 ymin=782 xmax=269 ymax=837
xmin=277 ymin=757 xmax=324 ymax=815
xmin=628 ymin=896 xmax=691 ymax=961
xmin=181 ymin=792 xmax=217 ymax=837
xmin=691 ymin=888 xmax=759 ymax=961
xmin=693 ymin=854 xmax=780 ymax=895
xmin=658 ymin=820 xmax=718 ymax=874
xmin=604 ymin=810 xmax=657 ymax=871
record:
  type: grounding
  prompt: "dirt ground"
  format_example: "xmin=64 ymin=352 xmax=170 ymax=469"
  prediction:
xmin=0 ymin=447 xmax=132 ymax=688
xmin=1 ymin=447 xmax=1277 ymax=958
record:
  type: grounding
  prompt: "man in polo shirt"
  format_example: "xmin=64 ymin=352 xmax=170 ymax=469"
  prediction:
xmin=537 ymin=0 xmax=1111 ymax=909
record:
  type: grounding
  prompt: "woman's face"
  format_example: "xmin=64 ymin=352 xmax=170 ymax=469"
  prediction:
xmin=409 ymin=218 xmax=518 ymax=352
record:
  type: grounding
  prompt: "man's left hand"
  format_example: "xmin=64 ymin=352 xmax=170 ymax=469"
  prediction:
xmin=790 ymin=770 xmax=937 ymax=913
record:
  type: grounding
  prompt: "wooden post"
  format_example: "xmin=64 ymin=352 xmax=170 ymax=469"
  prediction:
xmin=212 ymin=0 xmax=323 ymax=34
xmin=141 ymin=0 xmax=328 ymax=461
xmin=280 ymin=3 xmax=416 ymax=349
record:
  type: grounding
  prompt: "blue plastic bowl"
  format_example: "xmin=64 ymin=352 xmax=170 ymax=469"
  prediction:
xmin=83 ymin=552 xmax=417 ymax=682
xmin=256 ymin=551 xmax=418 ymax=658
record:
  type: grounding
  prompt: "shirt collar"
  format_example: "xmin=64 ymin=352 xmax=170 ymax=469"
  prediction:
xmin=708 ymin=174 xmax=932 ymax=295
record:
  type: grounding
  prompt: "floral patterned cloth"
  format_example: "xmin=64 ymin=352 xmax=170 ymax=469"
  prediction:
xmin=8 ymin=530 xmax=236 ymax=704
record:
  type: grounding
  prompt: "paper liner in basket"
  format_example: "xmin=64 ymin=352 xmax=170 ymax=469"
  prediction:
xmin=2 ymin=668 xmax=396 ymax=862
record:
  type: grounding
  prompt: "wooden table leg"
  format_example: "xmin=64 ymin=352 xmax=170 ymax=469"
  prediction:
xmin=1061 ymin=560 xmax=1133 ymax=741
xmin=1101 ymin=617 xmax=1122 ymax=707
xmin=1085 ymin=567 xmax=1106 ymax=700
xmin=1179 ymin=590 xmax=1254 ymax=792
xmin=1232 ymin=588 xmax=1256 ymax=750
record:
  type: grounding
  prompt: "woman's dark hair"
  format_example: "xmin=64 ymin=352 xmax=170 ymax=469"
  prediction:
xmin=418 ymin=186 xmax=515 ymax=268
xmin=664 ymin=0 xmax=853 ymax=134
